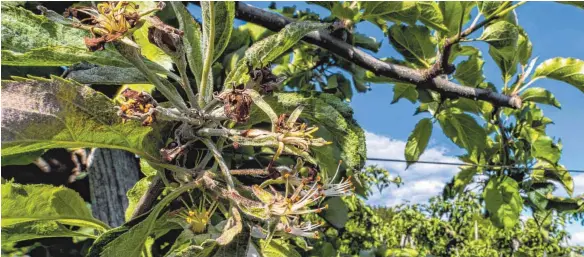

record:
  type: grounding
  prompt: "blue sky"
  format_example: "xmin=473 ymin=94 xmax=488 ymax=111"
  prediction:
xmin=193 ymin=1 xmax=584 ymax=244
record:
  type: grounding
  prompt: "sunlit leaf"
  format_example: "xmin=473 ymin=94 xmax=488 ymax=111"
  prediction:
xmin=532 ymin=57 xmax=584 ymax=93
xmin=405 ymin=118 xmax=433 ymax=165
xmin=484 ymin=176 xmax=523 ymax=229
xmin=416 ymin=2 xmax=448 ymax=32
xmin=520 ymin=88 xmax=561 ymax=109
xmin=479 ymin=20 xmax=519 ymax=49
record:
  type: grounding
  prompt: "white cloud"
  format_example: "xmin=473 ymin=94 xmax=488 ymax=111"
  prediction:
xmin=572 ymin=174 xmax=584 ymax=196
xmin=364 ymin=131 xmax=460 ymax=207
xmin=569 ymin=231 xmax=584 ymax=246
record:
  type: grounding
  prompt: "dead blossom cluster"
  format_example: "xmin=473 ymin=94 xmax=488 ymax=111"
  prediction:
xmin=50 ymin=1 xmax=355 ymax=245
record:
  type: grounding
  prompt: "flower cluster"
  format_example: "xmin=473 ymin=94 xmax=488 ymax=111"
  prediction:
xmin=116 ymin=88 xmax=157 ymax=126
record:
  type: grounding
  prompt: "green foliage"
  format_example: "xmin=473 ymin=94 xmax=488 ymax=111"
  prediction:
xmin=405 ymin=118 xmax=432 ymax=165
xmin=1 ymin=181 xmax=107 ymax=247
xmin=532 ymin=57 xmax=584 ymax=93
xmin=2 ymin=1 xmax=583 ymax=256
xmin=484 ymin=176 xmax=523 ymax=228
xmin=388 ymin=24 xmax=436 ymax=67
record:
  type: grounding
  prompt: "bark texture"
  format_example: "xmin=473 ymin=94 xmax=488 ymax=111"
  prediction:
xmin=88 ymin=148 xmax=140 ymax=227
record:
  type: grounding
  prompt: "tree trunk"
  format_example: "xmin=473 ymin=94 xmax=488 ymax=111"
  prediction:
xmin=88 ymin=148 xmax=140 ymax=227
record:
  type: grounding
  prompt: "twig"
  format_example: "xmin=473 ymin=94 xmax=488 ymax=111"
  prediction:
xmin=226 ymin=2 xmax=522 ymax=109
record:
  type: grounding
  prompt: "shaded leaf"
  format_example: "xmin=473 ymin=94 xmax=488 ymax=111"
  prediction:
xmin=405 ymin=118 xmax=433 ymax=165
xmin=67 ymin=66 xmax=149 ymax=85
xmin=354 ymin=32 xmax=381 ymax=52
xmin=1 ymin=78 xmax=167 ymax=162
xmin=392 ymin=83 xmax=418 ymax=104
xmin=437 ymin=109 xmax=486 ymax=157
xmin=489 ymin=45 xmax=517 ymax=83
xmin=452 ymin=167 xmax=478 ymax=194
xmin=532 ymin=162 xmax=573 ymax=196
xmin=388 ymin=24 xmax=436 ymax=67
xmin=454 ymin=54 xmax=485 ymax=87
xmin=321 ymin=197 xmax=349 ymax=229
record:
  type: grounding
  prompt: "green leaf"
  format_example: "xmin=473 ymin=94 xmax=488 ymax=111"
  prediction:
xmin=517 ymin=28 xmax=533 ymax=65
xmin=489 ymin=45 xmax=517 ymax=83
xmin=388 ymin=24 xmax=437 ymax=68
xmin=452 ymin=167 xmax=478 ymax=194
xmin=0 ymin=5 xmax=130 ymax=67
xmin=258 ymin=239 xmax=302 ymax=257
xmin=1 ymin=78 xmax=167 ymax=162
xmin=483 ymin=176 xmax=523 ymax=229
xmin=477 ymin=1 xmax=512 ymax=18
xmin=532 ymin=136 xmax=561 ymax=164
xmin=439 ymin=2 xmax=472 ymax=37
xmin=392 ymin=83 xmax=418 ymax=104
xmin=202 ymin=1 xmax=235 ymax=63
xmin=532 ymin=57 xmax=584 ymax=93
xmin=132 ymin=17 xmax=173 ymax=70
xmin=437 ymin=109 xmax=486 ymax=157
xmin=1 ymin=150 xmax=44 ymax=166
xmin=353 ymin=32 xmax=382 ymax=52
xmin=2 ymin=220 xmax=97 ymax=247
xmin=479 ymin=20 xmax=519 ymax=49
xmin=1 ymin=182 xmax=108 ymax=230
xmin=533 ymin=162 xmax=574 ymax=196
xmin=125 ymin=175 xmax=155 ymax=221
xmin=405 ymin=118 xmax=433 ymax=165
xmin=449 ymin=45 xmax=480 ymax=63
xmin=1 ymin=4 xmax=86 ymax=52
xmin=416 ymin=2 xmax=449 ymax=32
xmin=454 ymin=54 xmax=486 ymax=87
xmin=2 ymin=46 xmax=134 ymax=67
xmin=331 ymin=2 xmax=360 ymax=20
xmin=88 ymin=183 xmax=199 ymax=257
xmin=171 ymin=2 xmax=204 ymax=85
xmin=225 ymin=21 xmax=328 ymax=87
xmin=361 ymin=2 xmax=417 ymax=19
xmin=321 ymin=197 xmax=349 ymax=229
xmin=520 ymin=88 xmax=561 ymax=108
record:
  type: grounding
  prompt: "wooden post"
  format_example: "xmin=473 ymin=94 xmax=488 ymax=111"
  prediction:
xmin=87 ymin=148 xmax=140 ymax=227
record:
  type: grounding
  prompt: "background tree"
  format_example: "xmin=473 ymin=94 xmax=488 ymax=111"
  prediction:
xmin=1 ymin=1 xmax=583 ymax=257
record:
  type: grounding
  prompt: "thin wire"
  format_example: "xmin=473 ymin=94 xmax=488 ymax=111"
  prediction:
xmin=366 ymin=157 xmax=584 ymax=173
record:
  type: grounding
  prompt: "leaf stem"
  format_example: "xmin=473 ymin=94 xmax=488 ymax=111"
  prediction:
xmin=199 ymin=2 xmax=216 ymax=109
xmin=201 ymin=137 xmax=235 ymax=191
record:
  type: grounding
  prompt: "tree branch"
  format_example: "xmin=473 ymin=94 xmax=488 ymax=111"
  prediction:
xmin=229 ymin=2 xmax=522 ymax=109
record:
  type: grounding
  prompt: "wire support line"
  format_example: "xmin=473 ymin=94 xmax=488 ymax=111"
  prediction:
xmin=366 ymin=157 xmax=584 ymax=173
